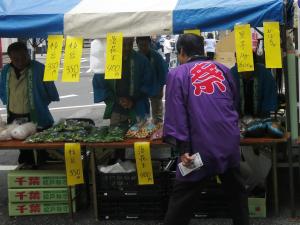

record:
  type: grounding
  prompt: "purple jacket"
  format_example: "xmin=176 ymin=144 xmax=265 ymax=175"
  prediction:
xmin=163 ymin=59 xmax=240 ymax=182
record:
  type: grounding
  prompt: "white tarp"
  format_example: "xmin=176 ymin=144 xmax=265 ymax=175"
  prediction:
xmin=64 ymin=0 xmax=177 ymax=38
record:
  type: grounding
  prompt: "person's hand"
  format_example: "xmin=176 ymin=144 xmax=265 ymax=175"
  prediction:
xmin=180 ymin=153 xmax=194 ymax=167
xmin=119 ymin=97 xmax=133 ymax=109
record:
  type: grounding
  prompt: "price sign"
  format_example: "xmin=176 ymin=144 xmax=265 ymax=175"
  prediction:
xmin=263 ymin=22 xmax=282 ymax=68
xmin=105 ymin=32 xmax=123 ymax=79
xmin=64 ymin=143 xmax=84 ymax=186
xmin=234 ymin=24 xmax=254 ymax=72
xmin=134 ymin=142 xmax=154 ymax=185
xmin=184 ymin=29 xmax=201 ymax=36
xmin=62 ymin=36 xmax=83 ymax=82
xmin=43 ymin=35 xmax=63 ymax=81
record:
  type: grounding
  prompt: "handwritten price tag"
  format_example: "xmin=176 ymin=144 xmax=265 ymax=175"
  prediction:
xmin=134 ymin=142 xmax=154 ymax=185
xmin=184 ymin=29 xmax=201 ymax=36
xmin=43 ymin=35 xmax=63 ymax=81
xmin=105 ymin=33 xmax=123 ymax=79
xmin=62 ymin=37 xmax=83 ymax=82
xmin=264 ymin=22 xmax=282 ymax=68
xmin=234 ymin=24 xmax=254 ymax=72
xmin=64 ymin=143 xmax=84 ymax=186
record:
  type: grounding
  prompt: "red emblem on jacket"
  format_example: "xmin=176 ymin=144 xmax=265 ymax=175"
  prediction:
xmin=190 ymin=62 xmax=226 ymax=96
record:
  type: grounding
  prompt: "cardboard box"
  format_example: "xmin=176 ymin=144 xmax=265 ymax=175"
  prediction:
xmin=8 ymin=170 xmax=67 ymax=188
xmin=8 ymin=202 xmax=75 ymax=216
xmin=248 ymin=196 xmax=266 ymax=218
xmin=8 ymin=188 xmax=75 ymax=203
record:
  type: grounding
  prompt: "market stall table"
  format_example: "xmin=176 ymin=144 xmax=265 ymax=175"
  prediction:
xmin=0 ymin=134 xmax=292 ymax=219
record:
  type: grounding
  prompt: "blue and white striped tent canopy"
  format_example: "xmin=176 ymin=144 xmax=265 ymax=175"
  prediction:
xmin=0 ymin=0 xmax=283 ymax=38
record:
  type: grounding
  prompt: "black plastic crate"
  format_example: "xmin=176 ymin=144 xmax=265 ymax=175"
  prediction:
xmin=96 ymin=170 xmax=172 ymax=194
xmin=98 ymin=198 xmax=167 ymax=220
xmin=98 ymin=189 xmax=165 ymax=199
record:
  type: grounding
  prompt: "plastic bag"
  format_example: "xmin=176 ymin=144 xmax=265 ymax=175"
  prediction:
xmin=11 ymin=122 xmax=37 ymax=140
xmin=243 ymin=118 xmax=284 ymax=138
xmin=0 ymin=115 xmax=6 ymax=128
xmin=0 ymin=123 xmax=18 ymax=141
xmin=266 ymin=122 xmax=284 ymax=138
xmin=243 ymin=120 xmax=267 ymax=138
xmin=90 ymin=39 xmax=106 ymax=73
xmin=126 ymin=118 xmax=159 ymax=139
xmin=150 ymin=126 xmax=163 ymax=140
xmin=126 ymin=119 xmax=146 ymax=138
xmin=135 ymin=120 xmax=157 ymax=138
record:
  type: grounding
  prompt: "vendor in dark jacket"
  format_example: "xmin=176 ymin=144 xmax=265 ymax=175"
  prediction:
xmin=0 ymin=42 xmax=59 ymax=164
xmin=230 ymin=53 xmax=277 ymax=118
xmin=93 ymin=37 xmax=154 ymax=126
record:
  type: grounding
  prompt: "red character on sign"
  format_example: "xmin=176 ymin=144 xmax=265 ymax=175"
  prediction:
xmin=29 ymin=204 xmax=41 ymax=213
xmin=15 ymin=191 xmax=27 ymax=201
xmin=28 ymin=177 xmax=40 ymax=186
xmin=29 ymin=191 xmax=40 ymax=200
xmin=190 ymin=62 xmax=226 ymax=96
xmin=15 ymin=177 xmax=27 ymax=186
xmin=16 ymin=205 xmax=27 ymax=214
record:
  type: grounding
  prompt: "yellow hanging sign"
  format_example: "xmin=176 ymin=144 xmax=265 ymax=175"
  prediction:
xmin=184 ymin=29 xmax=201 ymax=36
xmin=234 ymin=24 xmax=254 ymax=72
xmin=263 ymin=22 xmax=282 ymax=68
xmin=43 ymin=35 xmax=63 ymax=81
xmin=105 ymin=32 xmax=123 ymax=79
xmin=64 ymin=143 xmax=84 ymax=186
xmin=134 ymin=142 xmax=154 ymax=185
xmin=62 ymin=36 xmax=83 ymax=82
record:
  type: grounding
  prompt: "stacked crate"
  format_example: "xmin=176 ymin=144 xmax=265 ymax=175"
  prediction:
xmin=8 ymin=170 xmax=75 ymax=216
xmin=96 ymin=169 xmax=171 ymax=220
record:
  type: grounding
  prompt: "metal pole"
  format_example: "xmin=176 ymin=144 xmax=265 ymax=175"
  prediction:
xmin=272 ymin=144 xmax=279 ymax=215
xmin=91 ymin=149 xmax=99 ymax=220
xmin=283 ymin=0 xmax=295 ymax=218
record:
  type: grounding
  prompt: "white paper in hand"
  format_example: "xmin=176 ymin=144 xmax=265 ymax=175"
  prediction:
xmin=178 ymin=152 xmax=203 ymax=176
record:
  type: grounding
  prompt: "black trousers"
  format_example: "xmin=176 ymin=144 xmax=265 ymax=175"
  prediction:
xmin=207 ymin=52 xmax=215 ymax=60
xmin=165 ymin=53 xmax=171 ymax=65
xmin=164 ymin=167 xmax=249 ymax=225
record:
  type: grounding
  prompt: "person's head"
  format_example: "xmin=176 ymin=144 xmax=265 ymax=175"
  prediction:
xmin=166 ymin=35 xmax=171 ymax=40
xmin=207 ymin=33 xmax=214 ymax=39
xmin=7 ymin=42 xmax=30 ymax=70
xmin=123 ymin=37 xmax=134 ymax=59
xmin=176 ymin=33 xmax=205 ymax=64
xmin=136 ymin=36 xmax=151 ymax=55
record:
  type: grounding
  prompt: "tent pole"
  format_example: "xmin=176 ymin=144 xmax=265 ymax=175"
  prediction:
xmin=282 ymin=0 xmax=295 ymax=218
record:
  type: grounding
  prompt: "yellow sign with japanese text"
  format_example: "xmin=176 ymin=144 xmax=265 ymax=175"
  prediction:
xmin=184 ymin=29 xmax=201 ymax=36
xmin=64 ymin=143 xmax=84 ymax=186
xmin=62 ymin=36 xmax=83 ymax=82
xmin=43 ymin=35 xmax=63 ymax=81
xmin=264 ymin=22 xmax=282 ymax=68
xmin=105 ymin=32 xmax=123 ymax=79
xmin=134 ymin=142 xmax=154 ymax=185
xmin=234 ymin=24 xmax=254 ymax=72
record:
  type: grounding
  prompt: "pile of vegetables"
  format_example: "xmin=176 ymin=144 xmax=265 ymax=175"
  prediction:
xmin=84 ymin=125 xmax=128 ymax=143
xmin=25 ymin=120 xmax=128 ymax=143
xmin=126 ymin=119 xmax=162 ymax=139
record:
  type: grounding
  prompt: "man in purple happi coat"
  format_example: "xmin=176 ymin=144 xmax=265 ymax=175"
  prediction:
xmin=163 ymin=34 xmax=249 ymax=225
